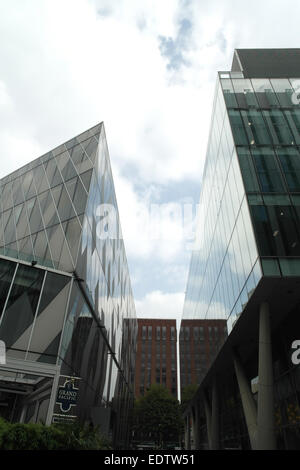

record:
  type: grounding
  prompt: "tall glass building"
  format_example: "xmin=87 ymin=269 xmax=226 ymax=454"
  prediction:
xmin=181 ymin=49 xmax=300 ymax=450
xmin=0 ymin=123 xmax=137 ymax=448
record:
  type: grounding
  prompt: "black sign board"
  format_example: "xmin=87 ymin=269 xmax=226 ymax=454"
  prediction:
xmin=52 ymin=375 xmax=81 ymax=423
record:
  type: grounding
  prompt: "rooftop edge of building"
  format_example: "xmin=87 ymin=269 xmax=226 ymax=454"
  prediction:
xmin=0 ymin=121 xmax=103 ymax=184
xmin=231 ymin=48 xmax=300 ymax=78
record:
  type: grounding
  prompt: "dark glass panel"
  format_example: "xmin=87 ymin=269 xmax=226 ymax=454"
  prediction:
xmin=228 ymin=110 xmax=249 ymax=145
xmin=236 ymin=147 xmax=260 ymax=192
xmin=251 ymin=79 xmax=279 ymax=108
xmin=241 ymin=110 xmax=272 ymax=145
xmin=38 ymin=271 xmax=69 ymax=317
xmin=252 ymin=147 xmax=286 ymax=193
xmin=270 ymin=79 xmax=294 ymax=107
xmin=277 ymin=147 xmax=300 ymax=192
xmin=284 ymin=110 xmax=300 ymax=145
xmin=232 ymin=78 xmax=258 ymax=108
xmin=266 ymin=205 xmax=300 ymax=256
xmin=27 ymin=272 xmax=70 ymax=362
xmin=0 ymin=259 xmax=16 ymax=321
xmin=263 ymin=110 xmax=294 ymax=145
xmin=250 ymin=205 xmax=277 ymax=256
xmin=279 ymin=259 xmax=300 ymax=276
xmin=0 ymin=264 xmax=44 ymax=351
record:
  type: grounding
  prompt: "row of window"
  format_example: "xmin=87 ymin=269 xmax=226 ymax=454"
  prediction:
xmin=229 ymin=109 xmax=300 ymax=147
xmin=237 ymin=146 xmax=300 ymax=194
xmin=221 ymin=77 xmax=299 ymax=109
xmin=140 ymin=325 xmax=176 ymax=340
xmin=179 ymin=325 xmax=227 ymax=340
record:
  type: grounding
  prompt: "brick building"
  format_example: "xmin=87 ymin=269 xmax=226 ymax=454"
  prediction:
xmin=134 ymin=319 xmax=178 ymax=399
xmin=179 ymin=319 xmax=227 ymax=393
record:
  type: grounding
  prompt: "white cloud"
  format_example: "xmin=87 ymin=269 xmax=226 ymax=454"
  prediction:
xmin=135 ymin=290 xmax=185 ymax=325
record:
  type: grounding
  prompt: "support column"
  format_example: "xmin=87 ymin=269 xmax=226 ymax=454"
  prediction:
xmin=211 ymin=378 xmax=220 ymax=450
xmin=257 ymin=302 xmax=276 ymax=450
xmin=233 ymin=352 xmax=257 ymax=449
xmin=203 ymin=392 xmax=212 ymax=450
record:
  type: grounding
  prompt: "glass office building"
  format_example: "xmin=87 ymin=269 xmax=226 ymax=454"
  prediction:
xmin=183 ymin=49 xmax=300 ymax=332
xmin=181 ymin=49 xmax=300 ymax=450
xmin=0 ymin=123 xmax=137 ymax=448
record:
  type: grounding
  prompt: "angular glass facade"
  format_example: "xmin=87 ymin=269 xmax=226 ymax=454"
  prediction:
xmin=181 ymin=49 xmax=300 ymax=450
xmin=183 ymin=72 xmax=300 ymax=334
xmin=0 ymin=123 xmax=137 ymax=448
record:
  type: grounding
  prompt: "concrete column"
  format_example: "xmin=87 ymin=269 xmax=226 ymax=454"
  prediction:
xmin=203 ymin=392 xmax=212 ymax=449
xmin=233 ymin=352 xmax=257 ymax=449
xmin=257 ymin=302 xmax=276 ymax=450
xmin=211 ymin=378 xmax=220 ymax=450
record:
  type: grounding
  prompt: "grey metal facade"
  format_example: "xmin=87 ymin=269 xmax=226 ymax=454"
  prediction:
xmin=0 ymin=123 xmax=137 ymax=448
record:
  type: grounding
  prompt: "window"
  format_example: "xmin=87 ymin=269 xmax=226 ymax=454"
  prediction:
xmin=228 ymin=110 xmax=248 ymax=145
xmin=250 ymin=205 xmax=276 ymax=256
xmin=251 ymin=78 xmax=279 ymax=108
xmin=252 ymin=147 xmax=286 ymax=193
xmin=170 ymin=326 xmax=176 ymax=341
xmin=0 ymin=264 xmax=44 ymax=354
xmin=263 ymin=110 xmax=294 ymax=145
xmin=156 ymin=326 xmax=161 ymax=340
xmin=241 ymin=109 xmax=272 ymax=145
xmin=277 ymin=147 xmax=300 ymax=192
xmin=237 ymin=147 xmax=260 ymax=192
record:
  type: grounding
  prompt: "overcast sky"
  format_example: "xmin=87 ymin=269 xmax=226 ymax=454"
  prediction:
xmin=0 ymin=0 xmax=300 ymax=325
